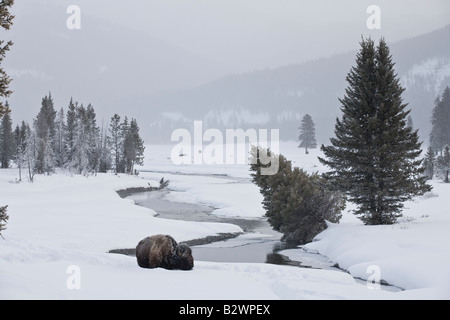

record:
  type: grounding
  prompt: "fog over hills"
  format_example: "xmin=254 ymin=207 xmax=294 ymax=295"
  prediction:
xmin=3 ymin=1 xmax=450 ymax=147
xmin=143 ymin=25 xmax=450 ymax=144
xmin=4 ymin=0 xmax=227 ymax=125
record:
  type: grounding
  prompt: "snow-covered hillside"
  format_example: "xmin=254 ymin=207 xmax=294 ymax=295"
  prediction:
xmin=401 ymin=57 xmax=450 ymax=97
xmin=0 ymin=142 xmax=449 ymax=299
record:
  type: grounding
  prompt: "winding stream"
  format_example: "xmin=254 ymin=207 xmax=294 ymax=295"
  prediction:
xmin=123 ymin=176 xmax=403 ymax=292
xmin=127 ymin=189 xmax=346 ymax=270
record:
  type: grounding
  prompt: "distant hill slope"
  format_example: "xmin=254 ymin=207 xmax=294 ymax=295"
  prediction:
xmin=5 ymin=1 xmax=226 ymax=124
xmin=142 ymin=25 xmax=450 ymax=145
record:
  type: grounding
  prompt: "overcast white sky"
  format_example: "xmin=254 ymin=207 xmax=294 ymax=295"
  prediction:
xmin=48 ymin=0 xmax=450 ymax=72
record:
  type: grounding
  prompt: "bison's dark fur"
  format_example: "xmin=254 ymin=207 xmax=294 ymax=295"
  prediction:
xmin=135 ymin=234 xmax=194 ymax=270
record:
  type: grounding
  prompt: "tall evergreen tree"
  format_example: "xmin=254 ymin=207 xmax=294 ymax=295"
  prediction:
xmin=0 ymin=0 xmax=14 ymax=118
xmin=436 ymin=145 xmax=450 ymax=183
xmin=298 ymin=114 xmax=317 ymax=154
xmin=13 ymin=121 xmax=28 ymax=181
xmin=108 ymin=114 xmax=123 ymax=173
xmin=98 ymin=122 xmax=111 ymax=173
xmin=24 ymin=124 xmax=37 ymax=182
xmin=85 ymin=103 xmax=100 ymax=172
xmin=430 ymin=87 xmax=450 ymax=155
xmin=69 ymin=104 xmax=90 ymax=174
xmin=123 ymin=118 xmax=145 ymax=174
xmin=35 ymin=93 xmax=57 ymax=141
xmin=0 ymin=101 xmax=14 ymax=168
xmin=65 ymin=98 xmax=77 ymax=166
xmin=34 ymin=93 xmax=57 ymax=174
xmin=54 ymin=107 xmax=66 ymax=168
xmin=319 ymin=38 xmax=431 ymax=225
xmin=423 ymin=146 xmax=435 ymax=181
xmin=118 ymin=116 xmax=129 ymax=173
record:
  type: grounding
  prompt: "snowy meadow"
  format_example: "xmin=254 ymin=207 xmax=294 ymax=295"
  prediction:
xmin=0 ymin=141 xmax=449 ymax=299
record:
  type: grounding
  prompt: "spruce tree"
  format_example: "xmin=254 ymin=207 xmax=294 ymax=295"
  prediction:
xmin=0 ymin=101 xmax=14 ymax=168
xmin=123 ymin=118 xmax=145 ymax=174
xmin=0 ymin=0 xmax=14 ymax=118
xmin=35 ymin=93 xmax=57 ymax=141
xmin=430 ymin=87 xmax=450 ymax=155
xmin=108 ymin=114 xmax=122 ymax=173
xmin=13 ymin=121 xmax=28 ymax=181
xmin=298 ymin=114 xmax=317 ymax=154
xmin=437 ymin=145 xmax=450 ymax=183
xmin=54 ymin=108 xmax=66 ymax=168
xmin=118 ymin=116 xmax=129 ymax=173
xmin=319 ymin=38 xmax=431 ymax=225
xmin=98 ymin=122 xmax=111 ymax=173
xmin=65 ymin=98 xmax=77 ymax=165
xmin=69 ymin=104 xmax=89 ymax=174
xmin=24 ymin=124 xmax=37 ymax=182
xmin=34 ymin=93 xmax=57 ymax=174
xmin=85 ymin=103 xmax=100 ymax=172
xmin=423 ymin=146 xmax=435 ymax=180
xmin=250 ymin=146 xmax=343 ymax=244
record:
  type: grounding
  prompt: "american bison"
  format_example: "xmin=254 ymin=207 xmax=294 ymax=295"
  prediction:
xmin=135 ymin=234 xmax=194 ymax=270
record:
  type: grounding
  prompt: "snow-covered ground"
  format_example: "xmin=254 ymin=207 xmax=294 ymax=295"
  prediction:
xmin=1 ymin=141 xmax=449 ymax=299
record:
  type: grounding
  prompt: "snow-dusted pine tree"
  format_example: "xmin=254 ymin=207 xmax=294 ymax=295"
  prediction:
xmin=108 ymin=114 xmax=123 ymax=173
xmin=319 ymin=38 xmax=431 ymax=225
xmin=430 ymin=87 xmax=450 ymax=155
xmin=69 ymin=104 xmax=90 ymax=175
xmin=13 ymin=121 xmax=28 ymax=181
xmin=24 ymin=125 xmax=38 ymax=182
xmin=98 ymin=122 xmax=111 ymax=173
xmin=250 ymin=146 xmax=343 ymax=244
xmin=85 ymin=104 xmax=100 ymax=173
xmin=423 ymin=146 xmax=435 ymax=180
xmin=298 ymin=114 xmax=317 ymax=154
xmin=65 ymin=98 xmax=77 ymax=167
xmin=123 ymin=118 xmax=145 ymax=174
xmin=54 ymin=108 xmax=66 ymax=168
xmin=34 ymin=93 xmax=56 ymax=174
xmin=437 ymin=145 xmax=450 ymax=183
xmin=0 ymin=0 xmax=14 ymax=119
xmin=0 ymin=101 xmax=14 ymax=168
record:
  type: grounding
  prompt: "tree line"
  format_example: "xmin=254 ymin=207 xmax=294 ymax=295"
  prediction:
xmin=0 ymin=93 xmax=145 ymax=182
xmin=424 ymin=86 xmax=450 ymax=183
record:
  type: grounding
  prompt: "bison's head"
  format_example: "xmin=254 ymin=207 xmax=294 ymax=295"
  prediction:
xmin=173 ymin=243 xmax=194 ymax=270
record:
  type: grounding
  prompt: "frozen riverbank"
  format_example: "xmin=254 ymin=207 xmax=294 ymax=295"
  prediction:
xmin=0 ymin=169 xmax=401 ymax=299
